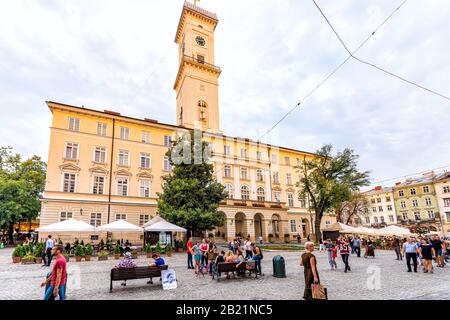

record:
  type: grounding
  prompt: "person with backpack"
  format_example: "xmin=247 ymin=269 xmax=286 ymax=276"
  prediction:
xmin=251 ymin=244 xmax=264 ymax=276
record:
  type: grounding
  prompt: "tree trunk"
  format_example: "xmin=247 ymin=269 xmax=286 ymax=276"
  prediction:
xmin=8 ymin=224 xmax=14 ymax=245
xmin=314 ymin=211 xmax=323 ymax=244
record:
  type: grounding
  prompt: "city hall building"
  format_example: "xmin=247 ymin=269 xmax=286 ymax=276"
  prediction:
xmin=39 ymin=1 xmax=335 ymax=243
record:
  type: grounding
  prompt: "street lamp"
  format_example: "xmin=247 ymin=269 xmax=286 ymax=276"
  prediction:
xmin=80 ymin=208 xmax=83 ymax=216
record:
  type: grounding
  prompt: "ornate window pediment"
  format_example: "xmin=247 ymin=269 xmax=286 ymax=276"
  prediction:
xmin=114 ymin=169 xmax=132 ymax=177
xmin=286 ymin=187 xmax=296 ymax=193
xmin=137 ymin=172 xmax=153 ymax=180
xmin=89 ymin=166 xmax=108 ymax=175
xmin=272 ymin=186 xmax=282 ymax=192
xmin=59 ymin=163 xmax=81 ymax=173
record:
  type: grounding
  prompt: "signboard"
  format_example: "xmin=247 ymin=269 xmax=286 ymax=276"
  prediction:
xmin=90 ymin=235 xmax=99 ymax=241
xmin=161 ymin=269 xmax=177 ymax=290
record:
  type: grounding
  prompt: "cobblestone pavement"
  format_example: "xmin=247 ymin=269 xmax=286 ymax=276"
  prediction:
xmin=0 ymin=248 xmax=448 ymax=300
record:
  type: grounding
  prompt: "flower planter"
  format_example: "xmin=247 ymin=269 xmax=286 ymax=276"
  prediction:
xmin=178 ymin=248 xmax=183 ymax=253
xmin=166 ymin=252 xmax=172 ymax=257
xmin=35 ymin=257 xmax=43 ymax=264
xmin=146 ymin=252 xmax=152 ymax=258
xmin=98 ymin=256 xmax=108 ymax=261
xmin=21 ymin=258 xmax=36 ymax=265
xmin=85 ymin=255 xmax=91 ymax=262
xmin=12 ymin=257 xmax=22 ymax=264
xmin=75 ymin=256 xmax=83 ymax=262
xmin=114 ymin=254 xmax=120 ymax=260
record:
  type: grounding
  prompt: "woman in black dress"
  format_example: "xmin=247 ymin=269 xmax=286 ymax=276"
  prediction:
xmin=418 ymin=238 xmax=435 ymax=273
xmin=300 ymin=242 xmax=320 ymax=300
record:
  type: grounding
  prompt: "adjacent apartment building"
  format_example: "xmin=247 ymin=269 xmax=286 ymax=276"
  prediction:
xmin=39 ymin=1 xmax=335 ymax=244
xmin=362 ymin=186 xmax=397 ymax=227
xmin=433 ymin=172 xmax=450 ymax=234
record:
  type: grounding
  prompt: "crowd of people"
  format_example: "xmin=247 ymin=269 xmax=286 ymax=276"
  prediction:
xmin=185 ymin=236 xmax=264 ymax=278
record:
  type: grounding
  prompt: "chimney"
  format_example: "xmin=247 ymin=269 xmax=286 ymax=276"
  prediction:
xmin=375 ymin=186 xmax=382 ymax=191
xmin=395 ymin=182 xmax=401 ymax=186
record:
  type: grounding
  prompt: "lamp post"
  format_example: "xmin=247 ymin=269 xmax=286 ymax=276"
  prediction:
xmin=80 ymin=208 xmax=83 ymax=217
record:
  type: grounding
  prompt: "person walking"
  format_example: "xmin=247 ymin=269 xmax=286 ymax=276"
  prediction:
xmin=353 ymin=236 xmax=362 ymax=258
xmin=45 ymin=235 xmax=54 ymax=267
xmin=200 ymin=239 xmax=209 ymax=270
xmin=393 ymin=237 xmax=402 ymax=260
xmin=337 ymin=236 xmax=351 ymax=272
xmin=251 ymin=244 xmax=264 ymax=276
xmin=192 ymin=241 xmax=203 ymax=274
xmin=402 ymin=238 xmax=418 ymax=273
xmin=186 ymin=237 xmax=194 ymax=269
xmin=41 ymin=245 xmax=67 ymax=300
xmin=325 ymin=239 xmax=337 ymax=269
xmin=430 ymin=235 xmax=445 ymax=268
xmin=300 ymin=242 xmax=320 ymax=300
xmin=418 ymin=238 xmax=435 ymax=274
xmin=244 ymin=238 xmax=253 ymax=259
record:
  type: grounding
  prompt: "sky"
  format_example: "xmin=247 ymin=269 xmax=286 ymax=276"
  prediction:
xmin=0 ymin=0 xmax=449 ymax=189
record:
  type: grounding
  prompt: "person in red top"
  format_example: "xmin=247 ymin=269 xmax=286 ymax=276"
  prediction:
xmin=186 ymin=237 xmax=194 ymax=269
xmin=337 ymin=236 xmax=351 ymax=273
xmin=41 ymin=245 xmax=67 ymax=300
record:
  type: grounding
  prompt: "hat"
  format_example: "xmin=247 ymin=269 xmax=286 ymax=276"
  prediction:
xmin=124 ymin=252 xmax=132 ymax=259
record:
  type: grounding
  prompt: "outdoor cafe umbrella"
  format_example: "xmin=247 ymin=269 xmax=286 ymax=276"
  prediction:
xmin=36 ymin=219 xmax=95 ymax=233
xmin=372 ymin=225 xmax=415 ymax=237
xmin=144 ymin=220 xmax=187 ymax=233
xmin=96 ymin=220 xmax=143 ymax=244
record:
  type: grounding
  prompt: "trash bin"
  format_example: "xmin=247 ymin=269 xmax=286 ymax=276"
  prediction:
xmin=272 ymin=255 xmax=286 ymax=278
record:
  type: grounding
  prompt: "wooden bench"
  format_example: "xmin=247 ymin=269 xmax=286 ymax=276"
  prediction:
xmin=110 ymin=265 xmax=168 ymax=292
xmin=212 ymin=261 xmax=257 ymax=281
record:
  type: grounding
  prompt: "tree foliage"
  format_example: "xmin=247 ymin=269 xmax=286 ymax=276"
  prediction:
xmin=334 ymin=192 xmax=369 ymax=225
xmin=157 ymin=131 xmax=227 ymax=235
xmin=297 ymin=145 xmax=370 ymax=242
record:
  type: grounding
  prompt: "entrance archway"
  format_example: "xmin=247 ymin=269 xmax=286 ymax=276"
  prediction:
xmin=271 ymin=214 xmax=281 ymax=239
xmin=301 ymin=218 xmax=310 ymax=238
xmin=254 ymin=213 xmax=265 ymax=240
xmin=234 ymin=212 xmax=246 ymax=238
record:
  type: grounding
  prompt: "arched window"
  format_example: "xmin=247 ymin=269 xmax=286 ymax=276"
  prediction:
xmin=257 ymin=187 xmax=265 ymax=202
xmin=198 ymin=100 xmax=207 ymax=120
xmin=225 ymin=183 xmax=233 ymax=199
xmin=241 ymin=185 xmax=250 ymax=200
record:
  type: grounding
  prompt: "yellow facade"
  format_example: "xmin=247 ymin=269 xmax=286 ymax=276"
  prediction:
xmin=39 ymin=2 xmax=335 ymax=244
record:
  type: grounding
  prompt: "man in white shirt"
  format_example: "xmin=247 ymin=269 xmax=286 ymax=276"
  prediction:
xmin=45 ymin=235 xmax=55 ymax=266
xmin=244 ymin=238 xmax=253 ymax=259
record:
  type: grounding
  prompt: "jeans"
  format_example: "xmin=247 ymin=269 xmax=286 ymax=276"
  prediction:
xmin=44 ymin=285 xmax=66 ymax=300
xmin=354 ymin=246 xmax=361 ymax=258
xmin=187 ymin=252 xmax=194 ymax=269
xmin=41 ymin=252 xmax=47 ymax=265
xmin=201 ymin=253 xmax=208 ymax=267
xmin=252 ymin=255 xmax=262 ymax=274
xmin=406 ymin=252 xmax=418 ymax=271
xmin=350 ymin=245 xmax=355 ymax=254
xmin=245 ymin=250 xmax=253 ymax=259
xmin=394 ymin=246 xmax=402 ymax=260
xmin=341 ymin=254 xmax=350 ymax=272
xmin=46 ymin=248 xmax=53 ymax=266
xmin=327 ymin=251 xmax=337 ymax=268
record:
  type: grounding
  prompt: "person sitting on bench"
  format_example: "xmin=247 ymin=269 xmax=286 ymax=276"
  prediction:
xmin=115 ymin=252 xmax=136 ymax=287
xmin=148 ymin=253 xmax=165 ymax=284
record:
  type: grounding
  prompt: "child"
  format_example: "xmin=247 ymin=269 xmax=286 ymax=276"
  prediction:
xmin=331 ymin=246 xmax=338 ymax=269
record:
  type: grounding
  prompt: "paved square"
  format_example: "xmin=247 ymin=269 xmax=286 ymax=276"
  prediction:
xmin=0 ymin=248 xmax=448 ymax=300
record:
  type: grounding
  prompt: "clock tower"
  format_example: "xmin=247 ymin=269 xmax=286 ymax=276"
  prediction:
xmin=174 ymin=1 xmax=222 ymax=134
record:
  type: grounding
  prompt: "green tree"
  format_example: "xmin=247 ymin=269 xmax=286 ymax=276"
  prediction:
xmin=0 ymin=147 xmax=46 ymax=242
xmin=297 ymin=145 xmax=370 ymax=242
xmin=157 ymin=131 xmax=227 ymax=236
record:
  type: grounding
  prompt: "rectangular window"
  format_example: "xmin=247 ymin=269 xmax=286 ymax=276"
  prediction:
xmin=371 ymin=199 xmax=376 ymax=204
xmin=164 ymin=135 xmax=172 ymax=147
xmin=412 ymin=200 xmax=418 ymax=207
xmin=365 ymin=217 xmax=370 ymax=224
xmin=240 ymin=148 xmax=247 ymax=158
xmin=118 ymin=150 xmax=129 ymax=166
xmin=256 ymin=151 xmax=262 ymax=161
xmin=224 ymin=145 xmax=231 ymax=155
xmin=63 ymin=173 xmax=76 ymax=193
xmin=290 ymin=220 xmax=297 ymax=233
xmin=224 ymin=165 xmax=232 ymax=178
xmin=97 ymin=122 xmax=107 ymax=136
xmin=444 ymin=198 xmax=450 ymax=207
xmin=140 ymin=180 xmax=151 ymax=198
xmin=446 ymin=212 xmax=450 ymax=222
xmin=60 ymin=212 xmax=73 ymax=222
xmin=423 ymin=186 xmax=430 ymax=193
xmin=374 ymin=217 xmax=379 ymax=223
xmin=427 ymin=210 xmax=435 ymax=219
xmin=399 ymin=190 xmax=404 ymax=197
xmin=94 ymin=146 xmax=106 ymax=163
xmin=444 ymin=186 xmax=450 ymax=193
xmin=387 ymin=205 xmax=393 ymax=211
xmin=425 ymin=198 xmax=432 ymax=206
xmin=271 ymin=154 xmax=278 ymax=164
xmin=296 ymin=158 xmax=302 ymax=167
xmin=68 ymin=117 xmax=80 ymax=131
xmin=120 ymin=127 xmax=130 ymax=140
xmin=256 ymin=169 xmax=264 ymax=182
xmin=274 ymin=192 xmax=281 ymax=203
xmin=400 ymin=201 xmax=406 ymax=209
xmin=93 ymin=176 xmax=105 ymax=195
xmin=287 ymin=193 xmax=294 ymax=207
xmin=402 ymin=212 xmax=408 ymax=220
xmin=163 ymin=156 xmax=171 ymax=172
xmin=410 ymin=188 xmax=416 ymax=196
xmin=140 ymin=153 xmax=151 ymax=169
xmin=141 ymin=131 xmax=150 ymax=143
xmin=389 ymin=215 xmax=394 ymax=223
xmin=116 ymin=214 xmax=126 ymax=221
xmin=117 ymin=178 xmax=128 ymax=196
xmin=285 ymin=157 xmax=290 ymax=166
xmin=378 ymin=206 xmax=383 ymax=212
xmin=240 ymin=167 xmax=248 ymax=180
xmin=65 ymin=142 xmax=78 ymax=160
xmin=90 ymin=213 xmax=102 ymax=227
xmin=380 ymin=216 xmax=385 ymax=223
xmin=139 ymin=214 xmax=150 ymax=227
xmin=286 ymin=174 xmax=292 ymax=185
xmin=372 ymin=207 xmax=377 ymax=213
xmin=273 ymin=172 xmax=280 ymax=184
xmin=414 ymin=212 xmax=421 ymax=221
xmin=386 ymin=196 xmax=391 ymax=202
xmin=377 ymin=198 xmax=381 ymax=203
xmin=197 ymin=54 xmax=205 ymax=64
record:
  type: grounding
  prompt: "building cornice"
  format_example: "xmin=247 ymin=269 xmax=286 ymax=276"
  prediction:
xmin=175 ymin=1 xmax=218 ymax=44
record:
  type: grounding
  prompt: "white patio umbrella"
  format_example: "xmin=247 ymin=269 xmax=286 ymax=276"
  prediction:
xmin=96 ymin=220 xmax=143 ymax=244
xmin=322 ymin=222 xmax=357 ymax=234
xmin=36 ymin=219 xmax=95 ymax=232
xmin=144 ymin=221 xmax=187 ymax=233
xmin=372 ymin=225 xmax=415 ymax=237
xmin=142 ymin=215 xmax=166 ymax=228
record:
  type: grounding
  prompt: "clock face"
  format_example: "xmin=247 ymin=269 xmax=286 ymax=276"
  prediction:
xmin=196 ymin=36 xmax=206 ymax=47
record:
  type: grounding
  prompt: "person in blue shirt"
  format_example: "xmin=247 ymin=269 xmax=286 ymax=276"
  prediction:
xmin=402 ymin=238 xmax=418 ymax=272
xmin=150 ymin=253 xmax=165 ymax=267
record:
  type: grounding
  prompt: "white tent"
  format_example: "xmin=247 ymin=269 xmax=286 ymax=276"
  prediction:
xmin=322 ymin=222 xmax=357 ymax=234
xmin=351 ymin=226 xmax=374 ymax=235
xmin=372 ymin=225 xmax=414 ymax=237
xmin=36 ymin=219 xmax=95 ymax=232
xmin=142 ymin=215 xmax=166 ymax=228
xmin=144 ymin=221 xmax=187 ymax=233
xmin=96 ymin=219 xmax=143 ymax=232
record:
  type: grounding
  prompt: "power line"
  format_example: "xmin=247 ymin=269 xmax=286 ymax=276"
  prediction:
xmin=313 ymin=0 xmax=450 ymax=101
xmin=371 ymin=164 xmax=450 ymax=185
xmin=257 ymin=0 xmax=408 ymax=142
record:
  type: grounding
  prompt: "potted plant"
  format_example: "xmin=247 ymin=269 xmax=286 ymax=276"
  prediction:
xmin=156 ymin=242 xmax=162 ymax=255
xmin=84 ymin=243 xmax=93 ymax=261
xmin=166 ymin=244 xmax=173 ymax=257
xmin=21 ymin=253 xmax=36 ymax=264
xmin=284 ymin=234 xmax=291 ymax=244
xmin=12 ymin=245 xmax=25 ymax=263
xmin=74 ymin=245 xmax=85 ymax=262
xmin=63 ymin=252 xmax=70 ymax=262
xmin=34 ymin=242 xmax=44 ymax=264
xmin=98 ymin=251 xmax=109 ymax=261
xmin=268 ymin=234 xmax=274 ymax=244
xmin=177 ymin=240 xmax=184 ymax=253
xmin=114 ymin=245 xmax=121 ymax=259
xmin=145 ymin=243 xmax=152 ymax=258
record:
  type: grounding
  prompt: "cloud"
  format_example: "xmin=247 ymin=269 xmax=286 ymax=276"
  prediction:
xmin=0 ymin=0 xmax=449 ymax=187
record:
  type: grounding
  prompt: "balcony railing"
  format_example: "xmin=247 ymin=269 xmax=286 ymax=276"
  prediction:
xmin=183 ymin=55 xmax=221 ymax=73
xmin=219 ymin=198 xmax=286 ymax=209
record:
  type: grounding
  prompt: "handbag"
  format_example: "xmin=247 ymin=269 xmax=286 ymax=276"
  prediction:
xmin=312 ymin=283 xmax=328 ymax=300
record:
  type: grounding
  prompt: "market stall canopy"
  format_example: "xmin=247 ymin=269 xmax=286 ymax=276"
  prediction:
xmin=351 ymin=226 xmax=374 ymax=235
xmin=96 ymin=220 xmax=143 ymax=232
xmin=322 ymin=222 xmax=357 ymax=233
xmin=36 ymin=219 xmax=95 ymax=232
xmin=144 ymin=221 xmax=187 ymax=233
xmin=372 ymin=225 xmax=414 ymax=237
xmin=142 ymin=215 xmax=166 ymax=228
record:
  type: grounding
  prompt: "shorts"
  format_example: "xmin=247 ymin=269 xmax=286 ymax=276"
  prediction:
xmin=436 ymin=249 xmax=443 ymax=257
xmin=194 ymin=254 xmax=202 ymax=261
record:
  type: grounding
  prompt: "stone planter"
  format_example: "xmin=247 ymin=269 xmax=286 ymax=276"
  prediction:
xmin=114 ymin=254 xmax=120 ymax=260
xmin=35 ymin=257 xmax=43 ymax=264
xmin=98 ymin=256 xmax=108 ymax=261
xmin=166 ymin=252 xmax=172 ymax=257
xmin=85 ymin=255 xmax=91 ymax=262
xmin=146 ymin=252 xmax=152 ymax=258
xmin=21 ymin=258 xmax=36 ymax=265
xmin=75 ymin=256 xmax=83 ymax=262
xmin=12 ymin=256 xmax=22 ymax=264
